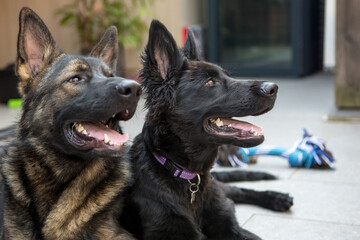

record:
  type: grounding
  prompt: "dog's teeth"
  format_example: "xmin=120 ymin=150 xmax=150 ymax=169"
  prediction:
xmin=76 ymin=123 xmax=85 ymax=132
xmin=112 ymin=114 xmax=116 ymax=118
xmin=82 ymin=129 xmax=88 ymax=135
xmin=106 ymin=125 xmax=109 ymax=128
xmin=125 ymin=109 xmax=129 ymax=114
xmin=215 ymin=118 xmax=224 ymax=127
xmin=104 ymin=134 xmax=109 ymax=144
xmin=228 ymin=124 xmax=232 ymax=128
xmin=251 ymin=127 xmax=255 ymax=133
xmin=109 ymin=141 xmax=114 ymax=146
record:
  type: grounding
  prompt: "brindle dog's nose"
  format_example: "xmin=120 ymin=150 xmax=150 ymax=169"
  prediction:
xmin=260 ymin=82 xmax=278 ymax=97
xmin=116 ymin=79 xmax=142 ymax=98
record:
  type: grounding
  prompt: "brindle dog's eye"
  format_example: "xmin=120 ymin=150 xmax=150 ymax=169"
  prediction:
xmin=206 ymin=79 xmax=215 ymax=86
xmin=68 ymin=76 xmax=83 ymax=83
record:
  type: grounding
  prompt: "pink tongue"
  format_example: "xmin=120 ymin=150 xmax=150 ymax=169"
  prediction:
xmin=221 ymin=118 xmax=263 ymax=133
xmin=81 ymin=122 xmax=129 ymax=144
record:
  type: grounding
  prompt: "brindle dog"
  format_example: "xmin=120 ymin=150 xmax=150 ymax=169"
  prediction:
xmin=0 ymin=7 xmax=140 ymax=240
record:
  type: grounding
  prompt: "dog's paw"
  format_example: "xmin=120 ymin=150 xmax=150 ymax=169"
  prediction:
xmin=262 ymin=191 xmax=293 ymax=211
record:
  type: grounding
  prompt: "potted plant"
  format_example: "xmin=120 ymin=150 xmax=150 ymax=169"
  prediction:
xmin=56 ymin=0 xmax=153 ymax=75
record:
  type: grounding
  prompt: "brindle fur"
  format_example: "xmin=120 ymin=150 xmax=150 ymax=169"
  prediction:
xmin=0 ymin=8 xmax=139 ymax=240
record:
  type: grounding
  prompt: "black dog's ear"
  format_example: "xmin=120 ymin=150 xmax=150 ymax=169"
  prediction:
xmin=90 ymin=26 xmax=119 ymax=72
xmin=16 ymin=7 xmax=63 ymax=96
xmin=146 ymin=20 xmax=183 ymax=80
xmin=183 ymin=28 xmax=201 ymax=61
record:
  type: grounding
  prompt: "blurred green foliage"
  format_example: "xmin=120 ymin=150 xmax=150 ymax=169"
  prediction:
xmin=56 ymin=0 xmax=153 ymax=53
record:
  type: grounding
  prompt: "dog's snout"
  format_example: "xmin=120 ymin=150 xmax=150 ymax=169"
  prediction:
xmin=116 ymin=80 xmax=142 ymax=98
xmin=260 ymin=82 xmax=278 ymax=97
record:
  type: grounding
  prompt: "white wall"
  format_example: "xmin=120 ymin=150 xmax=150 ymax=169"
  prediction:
xmin=323 ymin=0 xmax=336 ymax=70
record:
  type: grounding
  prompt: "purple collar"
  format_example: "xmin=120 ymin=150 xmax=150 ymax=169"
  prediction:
xmin=152 ymin=152 xmax=197 ymax=180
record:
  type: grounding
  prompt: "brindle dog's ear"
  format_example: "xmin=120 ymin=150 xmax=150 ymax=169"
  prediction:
xmin=146 ymin=20 xmax=183 ymax=80
xmin=183 ymin=28 xmax=201 ymax=61
xmin=90 ymin=26 xmax=119 ymax=73
xmin=16 ymin=7 xmax=63 ymax=96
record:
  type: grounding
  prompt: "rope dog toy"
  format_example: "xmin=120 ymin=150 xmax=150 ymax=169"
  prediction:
xmin=226 ymin=129 xmax=336 ymax=169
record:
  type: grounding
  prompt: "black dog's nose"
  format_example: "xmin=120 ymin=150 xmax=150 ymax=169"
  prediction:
xmin=116 ymin=79 xmax=142 ymax=98
xmin=260 ymin=82 xmax=278 ymax=96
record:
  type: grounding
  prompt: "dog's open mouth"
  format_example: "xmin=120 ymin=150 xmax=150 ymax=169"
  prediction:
xmin=204 ymin=117 xmax=264 ymax=140
xmin=64 ymin=109 xmax=132 ymax=151
xmin=203 ymin=104 xmax=274 ymax=147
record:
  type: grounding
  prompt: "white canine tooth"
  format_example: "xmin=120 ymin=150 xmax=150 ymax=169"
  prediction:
xmin=125 ymin=109 xmax=129 ymax=114
xmin=251 ymin=127 xmax=254 ymax=133
xmin=109 ymin=141 xmax=114 ymax=146
xmin=104 ymin=134 xmax=109 ymax=144
xmin=112 ymin=114 xmax=116 ymax=118
xmin=215 ymin=118 xmax=224 ymax=127
xmin=228 ymin=124 xmax=232 ymax=127
xmin=76 ymin=123 xmax=85 ymax=132
xmin=81 ymin=129 xmax=88 ymax=135
xmin=106 ymin=125 xmax=109 ymax=128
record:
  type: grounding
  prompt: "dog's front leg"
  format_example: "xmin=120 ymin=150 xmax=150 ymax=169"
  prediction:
xmin=221 ymin=184 xmax=293 ymax=212
xmin=202 ymin=190 xmax=262 ymax=240
xmin=139 ymin=202 xmax=205 ymax=240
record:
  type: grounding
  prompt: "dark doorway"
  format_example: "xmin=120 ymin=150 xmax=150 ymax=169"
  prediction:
xmin=207 ymin=0 xmax=324 ymax=77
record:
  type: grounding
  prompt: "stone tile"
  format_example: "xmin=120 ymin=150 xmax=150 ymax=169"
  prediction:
xmin=243 ymin=214 xmax=360 ymax=240
xmin=232 ymin=179 xmax=360 ymax=226
xmin=0 ymin=104 xmax=20 ymax=129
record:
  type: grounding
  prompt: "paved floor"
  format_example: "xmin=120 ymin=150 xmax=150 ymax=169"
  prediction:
xmin=1 ymin=72 xmax=360 ymax=239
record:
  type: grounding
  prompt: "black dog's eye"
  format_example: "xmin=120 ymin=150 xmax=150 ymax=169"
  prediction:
xmin=68 ymin=76 xmax=85 ymax=83
xmin=206 ymin=79 xmax=216 ymax=86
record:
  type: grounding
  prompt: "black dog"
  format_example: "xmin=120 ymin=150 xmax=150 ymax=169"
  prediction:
xmin=121 ymin=20 xmax=292 ymax=240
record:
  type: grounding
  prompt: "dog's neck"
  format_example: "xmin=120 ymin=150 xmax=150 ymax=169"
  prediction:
xmin=142 ymin=121 xmax=218 ymax=174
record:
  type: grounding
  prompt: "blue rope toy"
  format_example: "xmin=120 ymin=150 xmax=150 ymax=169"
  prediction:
xmin=227 ymin=129 xmax=335 ymax=169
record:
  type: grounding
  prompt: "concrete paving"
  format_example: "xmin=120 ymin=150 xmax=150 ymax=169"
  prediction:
xmin=1 ymin=72 xmax=359 ymax=239
xmin=227 ymin=72 xmax=360 ymax=240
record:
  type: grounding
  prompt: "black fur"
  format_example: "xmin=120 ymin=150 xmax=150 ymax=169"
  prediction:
xmin=121 ymin=20 xmax=292 ymax=240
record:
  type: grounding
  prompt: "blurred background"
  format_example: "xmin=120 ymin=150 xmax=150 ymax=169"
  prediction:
xmin=0 ymin=0 xmax=341 ymax=104
xmin=0 ymin=0 xmax=335 ymax=77
xmin=1 ymin=0 xmax=358 ymax=110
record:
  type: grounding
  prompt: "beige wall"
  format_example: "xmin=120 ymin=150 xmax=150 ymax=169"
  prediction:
xmin=0 ymin=0 xmax=182 ymax=76
xmin=125 ymin=0 xmax=182 ymax=76
xmin=0 ymin=0 xmax=80 ymax=69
